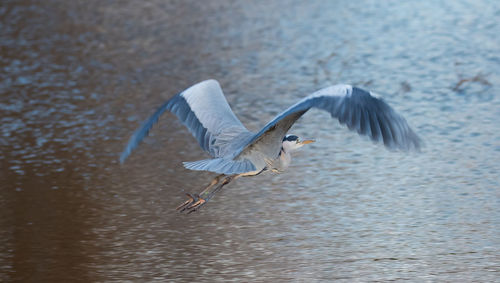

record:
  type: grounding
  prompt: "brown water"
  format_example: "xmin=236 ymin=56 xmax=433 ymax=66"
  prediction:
xmin=1 ymin=0 xmax=499 ymax=281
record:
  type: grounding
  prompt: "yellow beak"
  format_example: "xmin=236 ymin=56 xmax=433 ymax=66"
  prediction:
xmin=300 ymin=139 xmax=315 ymax=145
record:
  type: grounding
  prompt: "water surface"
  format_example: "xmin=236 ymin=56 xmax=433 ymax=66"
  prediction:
xmin=1 ymin=0 xmax=499 ymax=281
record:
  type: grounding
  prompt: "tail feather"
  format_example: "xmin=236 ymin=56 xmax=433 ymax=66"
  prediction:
xmin=183 ymin=158 xmax=255 ymax=175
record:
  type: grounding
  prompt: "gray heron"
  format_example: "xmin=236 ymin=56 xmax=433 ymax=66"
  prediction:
xmin=120 ymin=79 xmax=421 ymax=213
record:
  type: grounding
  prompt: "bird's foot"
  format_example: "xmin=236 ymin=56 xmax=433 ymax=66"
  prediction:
xmin=271 ymin=168 xmax=284 ymax=174
xmin=176 ymin=193 xmax=207 ymax=214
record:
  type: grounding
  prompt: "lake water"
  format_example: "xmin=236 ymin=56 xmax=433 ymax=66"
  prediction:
xmin=1 ymin=0 xmax=499 ymax=281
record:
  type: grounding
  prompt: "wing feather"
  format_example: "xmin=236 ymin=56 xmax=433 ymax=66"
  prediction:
xmin=122 ymin=81 xmax=421 ymax=175
xmin=120 ymin=80 xmax=253 ymax=164
xmin=235 ymin=84 xmax=421 ymax=165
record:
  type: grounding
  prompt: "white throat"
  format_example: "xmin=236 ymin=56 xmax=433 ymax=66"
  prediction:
xmin=282 ymin=140 xmax=303 ymax=153
xmin=278 ymin=140 xmax=302 ymax=171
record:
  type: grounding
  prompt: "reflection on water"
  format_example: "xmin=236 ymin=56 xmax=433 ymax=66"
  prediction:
xmin=1 ymin=0 xmax=499 ymax=281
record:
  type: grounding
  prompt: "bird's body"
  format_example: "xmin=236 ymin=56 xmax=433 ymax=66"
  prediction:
xmin=120 ymin=79 xmax=421 ymax=213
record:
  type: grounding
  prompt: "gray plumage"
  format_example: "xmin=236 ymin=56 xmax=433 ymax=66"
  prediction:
xmin=120 ymin=79 xmax=421 ymax=174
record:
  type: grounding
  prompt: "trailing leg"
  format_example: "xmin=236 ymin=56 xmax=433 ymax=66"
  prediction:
xmin=177 ymin=174 xmax=241 ymax=214
xmin=176 ymin=174 xmax=224 ymax=213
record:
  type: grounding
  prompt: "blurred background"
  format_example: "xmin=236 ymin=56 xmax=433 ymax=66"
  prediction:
xmin=1 ymin=0 xmax=499 ymax=281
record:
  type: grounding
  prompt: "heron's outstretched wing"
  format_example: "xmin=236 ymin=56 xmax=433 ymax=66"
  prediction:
xmin=234 ymin=84 xmax=421 ymax=166
xmin=120 ymin=79 xmax=254 ymax=164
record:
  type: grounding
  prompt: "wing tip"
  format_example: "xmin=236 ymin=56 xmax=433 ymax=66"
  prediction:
xmin=119 ymin=150 xmax=129 ymax=164
xmin=386 ymin=131 xmax=424 ymax=153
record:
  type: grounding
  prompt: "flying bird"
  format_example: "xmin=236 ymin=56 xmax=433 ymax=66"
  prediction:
xmin=120 ymin=79 xmax=421 ymax=213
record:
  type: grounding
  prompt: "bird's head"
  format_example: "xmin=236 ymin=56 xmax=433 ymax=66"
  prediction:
xmin=282 ymin=134 xmax=315 ymax=152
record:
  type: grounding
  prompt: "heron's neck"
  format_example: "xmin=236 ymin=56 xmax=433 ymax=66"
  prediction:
xmin=279 ymin=147 xmax=292 ymax=169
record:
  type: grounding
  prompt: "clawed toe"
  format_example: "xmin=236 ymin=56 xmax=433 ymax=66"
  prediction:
xmin=176 ymin=193 xmax=196 ymax=211
xmin=176 ymin=193 xmax=207 ymax=213
xmin=186 ymin=198 xmax=206 ymax=214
